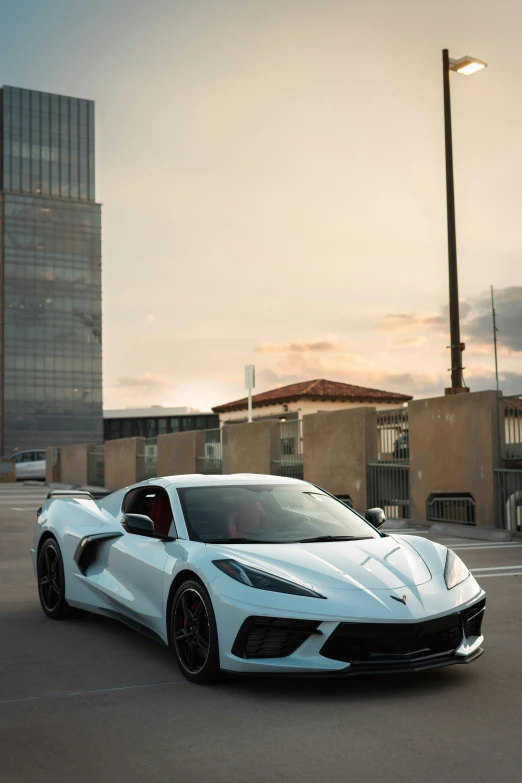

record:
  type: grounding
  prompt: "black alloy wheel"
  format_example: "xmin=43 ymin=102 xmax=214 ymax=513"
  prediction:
xmin=171 ymin=580 xmax=220 ymax=684
xmin=37 ymin=538 xmax=82 ymax=619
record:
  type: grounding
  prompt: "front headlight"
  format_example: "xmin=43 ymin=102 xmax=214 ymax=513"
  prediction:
xmin=444 ymin=549 xmax=470 ymax=590
xmin=213 ymin=559 xmax=326 ymax=598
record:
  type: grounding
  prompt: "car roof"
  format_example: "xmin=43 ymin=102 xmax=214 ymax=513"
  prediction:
xmin=161 ymin=473 xmax=307 ymax=489
xmin=10 ymin=449 xmax=45 ymax=456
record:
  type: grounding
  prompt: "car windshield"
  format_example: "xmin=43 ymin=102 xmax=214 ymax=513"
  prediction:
xmin=177 ymin=484 xmax=380 ymax=544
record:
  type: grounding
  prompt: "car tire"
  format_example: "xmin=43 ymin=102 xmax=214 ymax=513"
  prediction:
xmin=170 ymin=579 xmax=221 ymax=684
xmin=37 ymin=538 xmax=84 ymax=620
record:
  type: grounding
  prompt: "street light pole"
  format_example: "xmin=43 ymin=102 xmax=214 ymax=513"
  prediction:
xmin=442 ymin=48 xmax=465 ymax=393
xmin=441 ymin=50 xmax=487 ymax=394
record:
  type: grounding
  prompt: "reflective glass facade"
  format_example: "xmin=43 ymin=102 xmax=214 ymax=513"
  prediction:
xmin=1 ymin=87 xmax=102 ymax=454
xmin=104 ymin=414 xmax=219 ymax=441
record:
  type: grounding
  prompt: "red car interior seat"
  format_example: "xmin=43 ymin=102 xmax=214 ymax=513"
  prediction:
xmin=226 ymin=501 xmax=271 ymax=538
xmin=148 ymin=493 xmax=173 ymax=537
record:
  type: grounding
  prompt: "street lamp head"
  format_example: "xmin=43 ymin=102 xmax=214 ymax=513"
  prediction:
xmin=449 ymin=56 xmax=487 ymax=75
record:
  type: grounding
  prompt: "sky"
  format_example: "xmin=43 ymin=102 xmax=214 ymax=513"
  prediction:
xmin=0 ymin=0 xmax=521 ymax=411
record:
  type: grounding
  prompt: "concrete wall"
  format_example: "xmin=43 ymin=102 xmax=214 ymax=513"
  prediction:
xmin=45 ymin=447 xmax=61 ymax=483
xmin=0 ymin=458 xmax=16 ymax=483
xmin=157 ymin=431 xmax=205 ymax=476
xmin=303 ymin=407 xmax=377 ymax=512
xmin=60 ymin=443 xmax=95 ymax=486
xmin=104 ymin=437 xmax=145 ymax=491
xmin=409 ymin=391 xmax=501 ymax=527
xmin=222 ymin=420 xmax=280 ymax=475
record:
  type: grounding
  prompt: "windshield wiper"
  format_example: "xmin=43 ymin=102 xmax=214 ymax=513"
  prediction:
xmin=296 ymin=535 xmax=374 ymax=543
xmin=203 ymin=538 xmax=282 ymax=544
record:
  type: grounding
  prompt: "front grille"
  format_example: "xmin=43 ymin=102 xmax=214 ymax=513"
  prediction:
xmin=320 ymin=614 xmax=463 ymax=664
xmin=462 ymin=598 xmax=486 ymax=638
xmin=232 ymin=617 xmax=321 ymax=659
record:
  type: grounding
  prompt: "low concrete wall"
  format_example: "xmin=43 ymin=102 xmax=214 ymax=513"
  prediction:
xmin=409 ymin=390 xmax=501 ymax=527
xmin=303 ymin=407 xmax=377 ymax=512
xmin=104 ymin=437 xmax=145 ymax=491
xmin=157 ymin=431 xmax=205 ymax=476
xmin=222 ymin=421 xmax=280 ymax=475
xmin=60 ymin=443 xmax=95 ymax=486
xmin=0 ymin=458 xmax=16 ymax=483
xmin=45 ymin=447 xmax=61 ymax=483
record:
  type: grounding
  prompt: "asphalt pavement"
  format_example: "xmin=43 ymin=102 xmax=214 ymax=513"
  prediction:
xmin=1 ymin=484 xmax=521 ymax=783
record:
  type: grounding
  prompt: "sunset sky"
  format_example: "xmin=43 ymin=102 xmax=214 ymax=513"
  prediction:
xmin=1 ymin=0 xmax=521 ymax=411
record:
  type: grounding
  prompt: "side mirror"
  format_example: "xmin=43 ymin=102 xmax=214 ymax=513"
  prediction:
xmin=121 ymin=513 xmax=155 ymax=536
xmin=365 ymin=508 xmax=387 ymax=529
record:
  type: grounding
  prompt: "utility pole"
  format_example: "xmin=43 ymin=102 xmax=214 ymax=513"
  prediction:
xmin=491 ymin=285 xmax=502 ymax=457
xmin=491 ymin=285 xmax=500 ymax=394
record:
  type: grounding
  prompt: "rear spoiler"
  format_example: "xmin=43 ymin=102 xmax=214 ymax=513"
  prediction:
xmin=46 ymin=489 xmax=95 ymax=500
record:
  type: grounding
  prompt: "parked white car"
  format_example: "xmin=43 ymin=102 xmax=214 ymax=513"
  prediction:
xmin=11 ymin=450 xmax=46 ymax=481
xmin=32 ymin=474 xmax=485 ymax=684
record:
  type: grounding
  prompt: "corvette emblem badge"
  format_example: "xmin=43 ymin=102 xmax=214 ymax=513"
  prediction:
xmin=391 ymin=595 xmax=407 ymax=605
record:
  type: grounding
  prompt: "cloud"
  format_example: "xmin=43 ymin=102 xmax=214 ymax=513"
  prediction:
xmin=256 ymin=349 xmax=440 ymax=399
xmin=255 ymin=337 xmax=340 ymax=354
xmin=376 ymin=312 xmax=444 ymax=332
xmin=115 ymin=373 xmax=171 ymax=388
xmin=376 ymin=288 xmax=522 ymax=356
xmin=390 ymin=336 xmax=426 ymax=348
xmin=463 ymin=286 xmax=522 ymax=354
xmin=466 ymin=371 xmax=522 ymax=396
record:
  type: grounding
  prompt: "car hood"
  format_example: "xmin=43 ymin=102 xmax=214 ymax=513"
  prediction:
xmin=208 ymin=536 xmax=432 ymax=590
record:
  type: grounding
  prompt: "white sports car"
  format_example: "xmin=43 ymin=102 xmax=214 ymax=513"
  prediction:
xmin=32 ymin=474 xmax=486 ymax=684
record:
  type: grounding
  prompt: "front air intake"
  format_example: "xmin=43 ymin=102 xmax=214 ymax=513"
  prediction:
xmin=232 ymin=617 xmax=321 ymax=659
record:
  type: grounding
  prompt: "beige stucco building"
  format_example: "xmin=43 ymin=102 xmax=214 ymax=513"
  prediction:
xmin=213 ymin=379 xmax=412 ymax=425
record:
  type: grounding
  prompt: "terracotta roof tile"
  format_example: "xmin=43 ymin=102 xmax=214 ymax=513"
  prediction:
xmin=212 ymin=378 xmax=412 ymax=413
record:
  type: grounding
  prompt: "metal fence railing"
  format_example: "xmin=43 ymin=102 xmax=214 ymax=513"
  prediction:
xmin=503 ymin=395 xmax=522 ymax=460
xmin=272 ymin=419 xmax=303 ymax=480
xmin=367 ymin=463 xmax=410 ymax=519
xmin=376 ymin=407 xmax=409 ymax=463
xmin=271 ymin=461 xmax=304 ymax=480
xmin=136 ymin=438 xmax=157 ymax=481
xmin=196 ymin=429 xmax=223 ymax=474
xmin=87 ymin=445 xmax=105 ymax=487
xmin=426 ymin=494 xmax=476 ymax=525
xmin=495 ymin=469 xmax=522 ymax=532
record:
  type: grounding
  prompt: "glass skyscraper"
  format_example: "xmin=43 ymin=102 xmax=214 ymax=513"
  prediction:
xmin=0 ymin=86 xmax=102 ymax=455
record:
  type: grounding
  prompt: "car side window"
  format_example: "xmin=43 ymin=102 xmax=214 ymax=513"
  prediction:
xmin=21 ymin=452 xmax=34 ymax=462
xmin=125 ymin=487 xmax=175 ymax=538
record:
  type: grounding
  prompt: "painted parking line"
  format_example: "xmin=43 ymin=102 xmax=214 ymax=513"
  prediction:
xmin=472 ymin=565 xmax=522 ymax=572
xmin=450 ymin=543 xmax=522 ymax=551
xmin=0 ymin=500 xmax=47 ymax=505
xmin=473 ymin=572 xmax=522 ymax=578
xmin=0 ymin=679 xmax=187 ymax=706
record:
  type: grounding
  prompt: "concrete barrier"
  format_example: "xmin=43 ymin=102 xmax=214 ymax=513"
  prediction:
xmin=60 ymin=443 xmax=96 ymax=486
xmin=0 ymin=458 xmax=16 ymax=483
xmin=409 ymin=390 xmax=501 ymax=528
xmin=46 ymin=447 xmax=61 ymax=483
xmin=104 ymin=437 xmax=145 ymax=490
xmin=222 ymin=421 xmax=280 ymax=475
xmin=303 ymin=407 xmax=377 ymax=513
xmin=157 ymin=431 xmax=205 ymax=476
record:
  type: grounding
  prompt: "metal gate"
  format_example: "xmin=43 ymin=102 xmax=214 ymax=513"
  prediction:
xmin=368 ymin=408 xmax=410 ymax=518
xmin=87 ymin=445 xmax=105 ymax=487
xmin=367 ymin=462 xmax=410 ymax=519
xmin=196 ymin=429 xmax=222 ymax=474
xmin=495 ymin=469 xmax=522 ymax=532
xmin=272 ymin=419 xmax=303 ymax=480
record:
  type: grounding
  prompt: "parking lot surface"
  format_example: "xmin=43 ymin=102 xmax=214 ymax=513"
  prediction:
xmin=1 ymin=485 xmax=521 ymax=783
